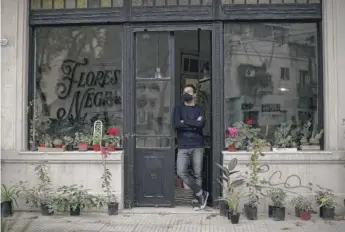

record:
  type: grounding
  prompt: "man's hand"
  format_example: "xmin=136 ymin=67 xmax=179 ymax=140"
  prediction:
xmin=197 ymin=116 xmax=203 ymax=121
xmin=181 ymin=120 xmax=184 ymax=123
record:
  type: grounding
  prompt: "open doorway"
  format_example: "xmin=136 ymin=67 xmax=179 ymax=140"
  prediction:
xmin=173 ymin=30 xmax=213 ymax=207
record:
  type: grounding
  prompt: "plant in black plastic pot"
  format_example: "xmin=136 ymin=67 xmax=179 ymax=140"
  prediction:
xmin=1 ymin=184 xmax=21 ymax=217
xmin=315 ymin=185 xmax=336 ymax=219
xmin=244 ymin=138 xmax=267 ymax=220
xmin=19 ymin=164 xmax=57 ymax=216
xmin=56 ymin=185 xmax=105 ymax=216
xmin=100 ymin=147 xmax=119 ymax=215
xmin=315 ymin=185 xmax=336 ymax=220
xmin=215 ymin=158 xmax=241 ymax=217
xmin=225 ymin=185 xmax=245 ymax=224
xmin=63 ymin=135 xmax=74 ymax=151
xmin=267 ymin=188 xmax=287 ymax=221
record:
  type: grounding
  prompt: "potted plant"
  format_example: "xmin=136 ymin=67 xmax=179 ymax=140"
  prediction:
xmin=225 ymin=186 xmax=244 ymax=224
xmin=244 ymin=138 xmax=266 ymax=220
xmin=298 ymin=196 xmax=313 ymax=221
xmin=300 ymin=121 xmax=324 ymax=151
xmin=53 ymin=138 xmax=63 ymax=148
xmin=19 ymin=164 xmax=57 ymax=216
xmin=225 ymin=127 xmax=245 ymax=152
xmin=290 ymin=194 xmax=304 ymax=217
xmin=215 ymin=158 xmax=242 ymax=217
xmin=1 ymin=184 xmax=20 ymax=217
xmin=74 ymin=132 xmax=91 ymax=151
xmin=267 ymin=187 xmax=287 ymax=221
xmin=93 ymin=134 xmax=102 ymax=151
xmin=55 ymin=185 xmax=104 ymax=216
xmin=315 ymin=185 xmax=335 ymax=220
xmin=100 ymin=147 xmax=119 ymax=215
xmin=273 ymin=122 xmax=298 ymax=152
xmin=103 ymin=128 xmax=121 ymax=151
xmin=63 ymin=135 xmax=74 ymax=151
xmin=38 ymin=134 xmax=53 ymax=149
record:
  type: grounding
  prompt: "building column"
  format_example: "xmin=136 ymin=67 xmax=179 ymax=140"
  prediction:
xmin=322 ymin=0 xmax=345 ymax=151
xmin=1 ymin=0 xmax=29 ymax=152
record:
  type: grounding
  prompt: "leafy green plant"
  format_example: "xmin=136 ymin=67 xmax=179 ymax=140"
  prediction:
xmin=1 ymin=184 xmax=21 ymax=206
xmin=216 ymin=158 xmax=245 ymax=212
xmin=55 ymin=185 xmax=104 ymax=212
xmin=74 ymin=132 xmax=92 ymax=145
xmin=300 ymin=121 xmax=324 ymax=145
xmin=63 ymin=135 xmax=74 ymax=145
xmin=53 ymin=138 xmax=63 ymax=146
xmin=19 ymin=163 xmax=57 ymax=213
xmin=93 ymin=134 xmax=102 ymax=146
xmin=100 ymin=148 xmax=117 ymax=203
xmin=274 ymin=122 xmax=294 ymax=148
xmin=309 ymin=129 xmax=324 ymax=145
xmin=41 ymin=134 xmax=53 ymax=147
xmin=315 ymin=185 xmax=335 ymax=208
xmin=267 ymin=188 xmax=286 ymax=208
xmin=246 ymin=138 xmax=267 ymax=207
xmin=290 ymin=195 xmax=304 ymax=209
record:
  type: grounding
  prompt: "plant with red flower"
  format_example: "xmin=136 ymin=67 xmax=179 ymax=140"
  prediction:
xmin=247 ymin=120 xmax=253 ymax=125
xmin=100 ymin=147 xmax=117 ymax=204
xmin=103 ymin=128 xmax=121 ymax=147
xmin=225 ymin=127 xmax=245 ymax=149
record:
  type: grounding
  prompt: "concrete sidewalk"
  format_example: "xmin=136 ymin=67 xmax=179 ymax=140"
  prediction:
xmin=2 ymin=211 xmax=344 ymax=232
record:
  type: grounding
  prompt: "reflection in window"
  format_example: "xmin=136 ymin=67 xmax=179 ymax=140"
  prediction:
xmin=31 ymin=26 xmax=123 ymax=149
xmin=223 ymin=23 xmax=319 ymax=147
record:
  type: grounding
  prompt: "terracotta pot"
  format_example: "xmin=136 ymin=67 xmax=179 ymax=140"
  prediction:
xmin=78 ymin=143 xmax=88 ymax=151
xmin=108 ymin=145 xmax=116 ymax=151
xmin=300 ymin=211 xmax=311 ymax=221
xmin=54 ymin=144 xmax=63 ymax=148
xmin=93 ymin=144 xmax=101 ymax=151
xmin=40 ymin=144 xmax=46 ymax=147
xmin=228 ymin=145 xmax=236 ymax=152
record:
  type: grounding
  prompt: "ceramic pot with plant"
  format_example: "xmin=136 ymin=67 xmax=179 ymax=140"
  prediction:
xmin=63 ymin=136 xmax=74 ymax=151
xmin=225 ymin=127 xmax=245 ymax=152
xmin=40 ymin=134 xmax=53 ymax=148
xmin=53 ymin=138 xmax=63 ymax=148
xmin=55 ymin=185 xmax=104 ymax=216
xmin=93 ymin=134 xmax=102 ymax=151
xmin=298 ymin=197 xmax=312 ymax=221
xmin=268 ymin=188 xmax=287 ymax=221
xmin=75 ymin=132 xmax=91 ymax=151
xmin=100 ymin=147 xmax=119 ymax=215
xmin=1 ymin=184 xmax=20 ymax=217
xmin=315 ymin=185 xmax=336 ymax=220
xmin=103 ymin=128 xmax=121 ymax=152
xmin=290 ymin=195 xmax=304 ymax=217
xmin=215 ymin=158 xmax=243 ymax=217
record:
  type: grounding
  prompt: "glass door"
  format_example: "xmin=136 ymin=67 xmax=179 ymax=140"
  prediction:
xmin=133 ymin=31 xmax=175 ymax=207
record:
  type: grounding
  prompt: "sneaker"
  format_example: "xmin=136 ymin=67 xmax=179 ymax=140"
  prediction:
xmin=197 ymin=191 xmax=209 ymax=210
xmin=192 ymin=199 xmax=200 ymax=211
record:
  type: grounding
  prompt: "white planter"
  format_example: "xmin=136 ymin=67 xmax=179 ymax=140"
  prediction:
xmin=272 ymin=147 xmax=298 ymax=152
xmin=300 ymin=145 xmax=321 ymax=151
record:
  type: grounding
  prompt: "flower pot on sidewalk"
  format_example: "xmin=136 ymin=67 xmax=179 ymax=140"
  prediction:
xmin=108 ymin=202 xmax=119 ymax=216
xmin=300 ymin=211 xmax=311 ymax=221
xmin=273 ymin=207 xmax=286 ymax=221
xmin=230 ymin=213 xmax=240 ymax=224
xmin=1 ymin=200 xmax=13 ymax=217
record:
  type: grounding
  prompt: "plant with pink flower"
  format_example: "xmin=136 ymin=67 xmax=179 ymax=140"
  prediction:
xmin=225 ymin=127 xmax=246 ymax=149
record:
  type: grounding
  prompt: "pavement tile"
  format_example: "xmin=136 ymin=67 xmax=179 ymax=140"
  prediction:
xmin=2 ymin=212 xmax=344 ymax=232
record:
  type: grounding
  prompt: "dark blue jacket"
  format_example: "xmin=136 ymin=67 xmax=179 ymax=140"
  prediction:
xmin=173 ymin=104 xmax=205 ymax=148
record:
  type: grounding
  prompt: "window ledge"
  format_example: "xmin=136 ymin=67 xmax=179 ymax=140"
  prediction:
xmin=222 ymin=150 xmax=345 ymax=164
xmin=1 ymin=151 xmax=123 ymax=164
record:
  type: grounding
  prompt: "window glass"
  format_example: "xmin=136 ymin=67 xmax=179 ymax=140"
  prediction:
xmin=223 ymin=23 xmax=320 ymax=149
xmin=31 ymin=26 xmax=122 ymax=149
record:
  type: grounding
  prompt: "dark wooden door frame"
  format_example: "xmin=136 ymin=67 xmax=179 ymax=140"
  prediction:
xmin=122 ymin=23 xmax=223 ymax=208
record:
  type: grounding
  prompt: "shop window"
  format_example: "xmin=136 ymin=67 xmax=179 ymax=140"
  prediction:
xmin=30 ymin=25 xmax=123 ymax=150
xmin=223 ymin=23 xmax=321 ymax=150
xmin=30 ymin=0 xmax=123 ymax=9
xmin=222 ymin=0 xmax=320 ymax=4
xmin=131 ymin=0 xmax=211 ymax=6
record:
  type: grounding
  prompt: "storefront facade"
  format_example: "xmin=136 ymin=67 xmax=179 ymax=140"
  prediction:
xmin=1 ymin=0 xmax=345 ymax=212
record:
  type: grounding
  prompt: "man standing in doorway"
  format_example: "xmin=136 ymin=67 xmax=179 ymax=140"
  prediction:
xmin=174 ymin=84 xmax=209 ymax=210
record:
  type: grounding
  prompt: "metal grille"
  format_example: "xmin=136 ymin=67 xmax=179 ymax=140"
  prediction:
xmin=132 ymin=0 xmax=212 ymax=6
xmin=30 ymin=0 xmax=123 ymax=9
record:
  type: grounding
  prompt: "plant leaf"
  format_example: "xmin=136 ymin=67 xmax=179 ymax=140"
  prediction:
xmin=227 ymin=158 xmax=238 ymax=171
xmin=230 ymin=179 xmax=245 ymax=188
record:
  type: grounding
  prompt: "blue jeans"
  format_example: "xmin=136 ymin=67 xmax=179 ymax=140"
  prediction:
xmin=176 ymin=148 xmax=204 ymax=195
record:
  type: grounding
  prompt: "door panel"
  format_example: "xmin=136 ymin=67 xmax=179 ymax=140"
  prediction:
xmin=134 ymin=32 xmax=175 ymax=207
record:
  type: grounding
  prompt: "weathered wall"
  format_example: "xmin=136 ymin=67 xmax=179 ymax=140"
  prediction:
xmin=223 ymin=151 xmax=345 ymax=215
